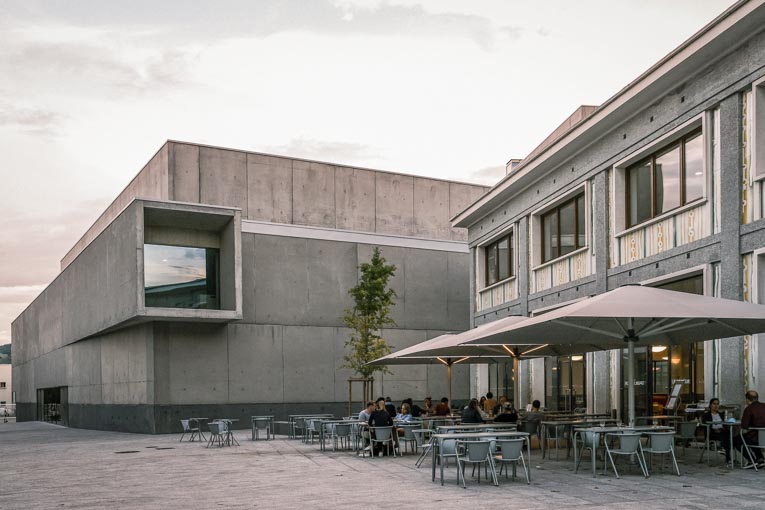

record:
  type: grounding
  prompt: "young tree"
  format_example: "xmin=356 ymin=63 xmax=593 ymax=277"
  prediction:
xmin=342 ymin=247 xmax=397 ymax=381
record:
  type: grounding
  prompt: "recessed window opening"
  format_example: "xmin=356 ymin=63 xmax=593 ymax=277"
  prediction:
xmin=626 ymin=129 xmax=703 ymax=228
xmin=144 ymin=244 xmax=220 ymax=309
xmin=485 ymin=232 xmax=513 ymax=286
xmin=541 ymin=192 xmax=585 ymax=263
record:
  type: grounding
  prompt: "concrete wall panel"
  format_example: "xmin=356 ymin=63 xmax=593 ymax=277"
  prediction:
xmin=375 ymin=173 xmax=414 ymax=236
xmin=306 ymin=239 xmax=357 ymax=326
xmin=282 ymin=326 xmax=337 ymax=402
xmin=101 ymin=325 xmax=152 ymax=405
xmin=292 ymin=161 xmax=335 ymax=227
xmin=402 ymin=249 xmax=449 ymax=330
xmin=247 ymin=153 xmax=293 ymax=224
xmin=70 ymin=339 xmax=103 ymax=405
xmin=251 ymin=235 xmax=309 ymax=325
xmin=199 ymin=147 xmax=248 ymax=215
xmin=335 ymin=167 xmax=376 ymax=232
xmin=158 ymin=323 xmax=229 ymax=405
xmin=414 ymin=177 xmax=450 ymax=239
xmin=446 ymin=251 xmax=471 ymax=330
xmin=449 ymin=183 xmax=488 ymax=241
xmin=169 ymin=142 xmax=200 ymax=203
xmin=228 ymin=324 xmax=285 ymax=403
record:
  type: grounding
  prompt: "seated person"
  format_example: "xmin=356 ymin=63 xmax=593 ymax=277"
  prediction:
xmin=369 ymin=397 xmax=397 ymax=455
xmin=483 ymin=392 xmax=497 ymax=414
xmin=522 ymin=400 xmax=543 ymax=436
xmin=460 ymin=399 xmax=484 ymax=424
xmin=422 ymin=397 xmax=434 ymax=416
xmin=493 ymin=395 xmax=508 ymax=416
xmin=358 ymin=401 xmax=375 ymax=423
xmin=405 ymin=397 xmax=423 ymax=418
xmin=702 ymin=398 xmax=730 ymax=463
xmin=493 ymin=402 xmax=519 ymax=423
xmin=384 ymin=397 xmax=397 ymax=417
xmin=733 ymin=390 xmax=765 ymax=466
xmin=434 ymin=397 xmax=451 ymax=416
xmin=395 ymin=403 xmax=413 ymax=422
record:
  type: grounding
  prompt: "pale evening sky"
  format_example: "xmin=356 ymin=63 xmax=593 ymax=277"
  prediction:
xmin=0 ymin=0 xmax=735 ymax=345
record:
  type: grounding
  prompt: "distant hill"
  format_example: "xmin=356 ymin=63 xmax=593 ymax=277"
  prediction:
xmin=0 ymin=344 xmax=10 ymax=364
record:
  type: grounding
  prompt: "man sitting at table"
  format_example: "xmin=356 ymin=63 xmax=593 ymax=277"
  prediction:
xmin=483 ymin=392 xmax=497 ymax=414
xmin=358 ymin=401 xmax=375 ymax=423
xmin=369 ymin=397 xmax=397 ymax=455
xmin=524 ymin=400 xmax=544 ymax=436
xmin=493 ymin=402 xmax=519 ymax=423
xmin=493 ymin=395 xmax=508 ymax=416
xmin=405 ymin=398 xmax=423 ymax=418
xmin=733 ymin=390 xmax=765 ymax=467
xmin=434 ymin=397 xmax=451 ymax=416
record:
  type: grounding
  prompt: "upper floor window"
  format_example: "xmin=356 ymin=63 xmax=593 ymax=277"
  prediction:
xmin=626 ymin=129 xmax=703 ymax=228
xmin=0 ymin=382 xmax=5 ymax=389
xmin=144 ymin=244 xmax=220 ymax=309
xmin=485 ymin=233 xmax=513 ymax=286
xmin=542 ymin=193 xmax=585 ymax=263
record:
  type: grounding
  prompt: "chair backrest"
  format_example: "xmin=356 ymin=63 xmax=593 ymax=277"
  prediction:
xmin=519 ymin=421 xmax=537 ymax=435
xmin=461 ymin=440 xmax=491 ymax=461
xmin=755 ymin=427 xmax=765 ymax=447
xmin=372 ymin=426 xmax=392 ymax=441
xmin=401 ymin=425 xmax=417 ymax=440
xmin=579 ymin=430 xmax=596 ymax=448
xmin=677 ymin=421 xmax=697 ymax=439
xmin=209 ymin=422 xmax=223 ymax=435
xmin=334 ymin=423 xmax=351 ymax=437
xmin=254 ymin=418 xmax=269 ymax=430
xmin=608 ymin=432 xmax=642 ymax=454
xmin=646 ymin=431 xmax=675 ymax=452
xmin=441 ymin=438 xmax=458 ymax=455
xmin=496 ymin=439 xmax=524 ymax=460
xmin=181 ymin=419 xmax=190 ymax=432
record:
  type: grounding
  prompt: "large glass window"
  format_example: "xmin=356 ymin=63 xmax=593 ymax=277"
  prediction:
xmin=485 ymin=233 xmax=513 ymax=286
xmin=144 ymin=244 xmax=220 ymax=309
xmin=541 ymin=193 xmax=586 ymax=263
xmin=544 ymin=355 xmax=586 ymax=411
xmin=626 ymin=129 xmax=704 ymax=227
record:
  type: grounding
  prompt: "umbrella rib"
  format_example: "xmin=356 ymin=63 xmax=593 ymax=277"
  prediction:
xmin=640 ymin=317 xmax=698 ymax=337
xmin=556 ymin=320 xmax=625 ymax=340
xmin=708 ymin=318 xmax=751 ymax=337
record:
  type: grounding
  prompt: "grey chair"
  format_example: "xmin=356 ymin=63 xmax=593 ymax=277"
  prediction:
xmin=676 ymin=421 xmax=703 ymax=459
xmin=643 ymin=431 xmax=680 ymax=475
xmin=399 ymin=424 xmax=419 ymax=454
xmin=494 ymin=438 xmax=529 ymax=484
xmin=740 ymin=427 xmax=765 ymax=470
xmin=413 ymin=429 xmax=433 ymax=467
xmin=206 ymin=421 xmax=226 ymax=448
xmin=574 ymin=429 xmax=598 ymax=474
xmin=604 ymin=432 xmax=648 ymax=478
xmin=252 ymin=417 xmax=270 ymax=441
xmin=369 ymin=426 xmax=397 ymax=457
xmin=333 ymin=423 xmax=352 ymax=451
xmin=180 ymin=419 xmax=200 ymax=442
xmin=456 ymin=440 xmax=498 ymax=487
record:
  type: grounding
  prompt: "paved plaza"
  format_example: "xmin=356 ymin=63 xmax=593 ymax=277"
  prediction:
xmin=1 ymin=421 xmax=764 ymax=509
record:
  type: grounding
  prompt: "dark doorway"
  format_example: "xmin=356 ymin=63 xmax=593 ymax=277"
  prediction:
xmin=37 ymin=387 xmax=68 ymax=425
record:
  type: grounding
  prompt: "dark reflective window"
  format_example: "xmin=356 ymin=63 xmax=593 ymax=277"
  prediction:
xmin=485 ymin=233 xmax=513 ymax=286
xmin=541 ymin=192 xmax=586 ymax=263
xmin=626 ymin=129 xmax=703 ymax=228
xmin=144 ymin=244 xmax=219 ymax=309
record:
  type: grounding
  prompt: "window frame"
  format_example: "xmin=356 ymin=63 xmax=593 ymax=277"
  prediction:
xmin=484 ymin=231 xmax=514 ymax=287
xmin=540 ymin=192 xmax=586 ymax=264
xmin=625 ymin=128 xmax=703 ymax=228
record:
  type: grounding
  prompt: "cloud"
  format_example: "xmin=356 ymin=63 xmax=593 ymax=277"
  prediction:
xmin=465 ymin=165 xmax=506 ymax=186
xmin=0 ymin=103 xmax=63 ymax=136
xmin=263 ymin=137 xmax=383 ymax=165
xmin=4 ymin=0 xmax=520 ymax=50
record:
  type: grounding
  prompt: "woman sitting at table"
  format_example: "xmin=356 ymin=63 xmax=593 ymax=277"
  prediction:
xmin=369 ymin=397 xmax=398 ymax=455
xmin=395 ymin=403 xmax=413 ymax=422
xmin=702 ymin=398 xmax=730 ymax=464
xmin=461 ymin=399 xmax=485 ymax=424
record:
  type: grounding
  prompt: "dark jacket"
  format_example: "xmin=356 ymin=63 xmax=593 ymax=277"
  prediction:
xmin=460 ymin=407 xmax=484 ymax=424
xmin=701 ymin=410 xmax=725 ymax=437
xmin=411 ymin=404 xmax=423 ymax=418
xmin=369 ymin=409 xmax=393 ymax=428
xmin=385 ymin=403 xmax=396 ymax=417
xmin=742 ymin=401 xmax=765 ymax=440
xmin=493 ymin=409 xmax=519 ymax=423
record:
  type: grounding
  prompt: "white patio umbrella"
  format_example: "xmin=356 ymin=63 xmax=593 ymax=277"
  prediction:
xmin=368 ymin=316 xmax=571 ymax=405
xmin=462 ymin=285 xmax=765 ymax=425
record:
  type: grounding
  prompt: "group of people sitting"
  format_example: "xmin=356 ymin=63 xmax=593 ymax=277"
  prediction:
xmin=461 ymin=392 xmax=521 ymax=424
xmin=703 ymin=391 xmax=765 ymax=467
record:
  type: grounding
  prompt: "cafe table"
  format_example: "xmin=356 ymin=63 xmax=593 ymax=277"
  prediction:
xmin=430 ymin=431 xmax=530 ymax=486
xmin=436 ymin=423 xmax=517 ymax=433
xmin=540 ymin=418 xmax=618 ymax=460
xmin=634 ymin=415 xmax=684 ymax=425
xmin=573 ymin=425 xmax=673 ymax=478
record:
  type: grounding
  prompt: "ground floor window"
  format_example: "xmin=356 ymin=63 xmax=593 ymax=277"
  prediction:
xmin=37 ymin=386 xmax=67 ymax=425
xmin=488 ymin=361 xmax=515 ymax=406
xmin=545 ymin=355 xmax=586 ymax=411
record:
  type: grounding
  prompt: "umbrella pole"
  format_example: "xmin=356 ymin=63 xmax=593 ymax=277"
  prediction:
xmin=627 ymin=317 xmax=636 ymax=427
xmin=447 ymin=362 xmax=453 ymax=410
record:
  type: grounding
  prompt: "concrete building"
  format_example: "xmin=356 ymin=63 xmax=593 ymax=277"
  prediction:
xmin=12 ymin=142 xmax=487 ymax=432
xmin=454 ymin=0 xmax=765 ymax=419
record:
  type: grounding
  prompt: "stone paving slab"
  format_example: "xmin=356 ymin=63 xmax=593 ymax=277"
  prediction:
xmin=1 ymin=422 xmax=764 ymax=509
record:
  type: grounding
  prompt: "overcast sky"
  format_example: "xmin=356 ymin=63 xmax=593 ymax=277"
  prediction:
xmin=0 ymin=0 xmax=735 ymax=345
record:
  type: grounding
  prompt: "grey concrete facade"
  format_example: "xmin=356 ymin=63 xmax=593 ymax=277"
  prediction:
xmin=13 ymin=144 xmax=487 ymax=433
xmin=454 ymin=1 xmax=765 ymax=417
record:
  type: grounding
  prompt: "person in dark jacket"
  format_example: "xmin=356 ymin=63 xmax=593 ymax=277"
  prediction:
xmin=733 ymin=391 xmax=765 ymax=466
xmin=461 ymin=399 xmax=484 ymax=424
xmin=493 ymin=402 xmax=519 ymax=423
xmin=369 ymin=397 xmax=396 ymax=456
xmin=384 ymin=397 xmax=397 ymax=417
xmin=434 ymin=397 xmax=451 ymax=416
xmin=701 ymin=398 xmax=730 ymax=463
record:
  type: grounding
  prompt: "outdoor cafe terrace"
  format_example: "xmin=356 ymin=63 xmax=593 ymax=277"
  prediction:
xmin=2 ymin=414 xmax=765 ymax=510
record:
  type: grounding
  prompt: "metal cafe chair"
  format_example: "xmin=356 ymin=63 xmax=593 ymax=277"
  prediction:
xmin=369 ymin=426 xmax=397 ymax=457
xmin=604 ymin=432 xmax=648 ymax=478
xmin=180 ymin=419 xmax=200 ymax=442
xmin=456 ymin=440 xmax=498 ymax=488
xmin=643 ymin=431 xmax=680 ymax=476
xmin=494 ymin=438 xmax=529 ymax=484
xmin=207 ymin=421 xmax=227 ymax=448
xmin=573 ymin=429 xmax=598 ymax=474
xmin=740 ymin=427 xmax=765 ymax=471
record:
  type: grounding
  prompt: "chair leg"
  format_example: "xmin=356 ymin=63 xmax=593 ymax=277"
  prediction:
xmin=606 ymin=449 xmax=619 ymax=479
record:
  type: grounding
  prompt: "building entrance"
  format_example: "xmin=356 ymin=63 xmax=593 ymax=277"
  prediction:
xmin=37 ymin=387 xmax=68 ymax=425
xmin=545 ymin=355 xmax=586 ymax=411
